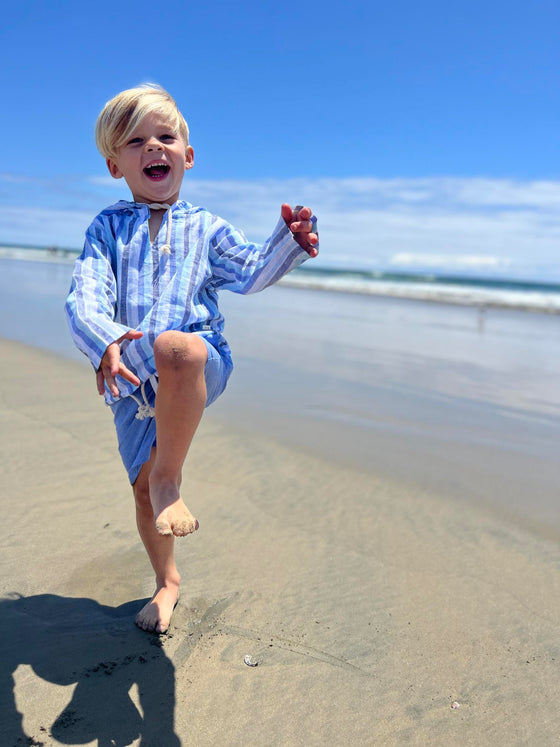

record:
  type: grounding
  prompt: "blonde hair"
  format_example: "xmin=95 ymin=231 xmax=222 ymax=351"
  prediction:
xmin=95 ymin=84 xmax=190 ymax=160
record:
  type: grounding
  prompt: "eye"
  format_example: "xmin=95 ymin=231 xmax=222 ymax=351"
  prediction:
xmin=126 ymin=137 xmax=143 ymax=146
xmin=160 ymin=134 xmax=175 ymax=141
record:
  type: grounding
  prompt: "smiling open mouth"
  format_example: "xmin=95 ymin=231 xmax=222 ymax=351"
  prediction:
xmin=144 ymin=163 xmax=170 ymax=179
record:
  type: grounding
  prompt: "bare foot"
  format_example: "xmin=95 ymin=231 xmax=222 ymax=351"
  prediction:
xmin=149 ymin=477 xmax=199 ymax=537
xmin=136 ymin=582 xmax=179 ymax=634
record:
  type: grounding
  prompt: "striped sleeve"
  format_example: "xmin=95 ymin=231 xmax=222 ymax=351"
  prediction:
xmin=65 ymin=218 xmax=132 ymax=370
xmin=208 ymin=215 xmax=312 ymax=295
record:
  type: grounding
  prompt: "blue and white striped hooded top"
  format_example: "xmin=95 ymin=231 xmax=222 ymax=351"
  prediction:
xmin=65 ymin=200 xmax=312 ymax=404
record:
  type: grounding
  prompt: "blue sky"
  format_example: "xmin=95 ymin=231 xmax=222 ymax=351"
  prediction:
xmin=1 ymin=0 xmax=559 ymax=279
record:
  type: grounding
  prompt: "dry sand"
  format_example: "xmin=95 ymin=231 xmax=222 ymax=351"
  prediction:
xmin=2 ymin=338 xmax=560 ymax=746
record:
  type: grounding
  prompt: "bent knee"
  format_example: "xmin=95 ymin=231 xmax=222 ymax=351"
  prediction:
xmin=153 ymin=331 xmax=207 ymax=373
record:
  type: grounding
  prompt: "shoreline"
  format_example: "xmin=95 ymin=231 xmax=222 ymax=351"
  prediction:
xmin=279 ymin=273 xmax=560 ymax=313
xmin=3 ymin=338 xmax=560 ymax=744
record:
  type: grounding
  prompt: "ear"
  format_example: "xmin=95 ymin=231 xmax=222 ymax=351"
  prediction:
xmin=184 ymin=146 xmax=194 ymax=171
xmin=106 ymin=158 xmax=123 ymax=179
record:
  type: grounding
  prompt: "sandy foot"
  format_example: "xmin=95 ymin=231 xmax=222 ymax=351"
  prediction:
xmin=149 ymin=479 xmax=199 ymax=537
xmin=136 ymin=583 xmax=179 ymax=634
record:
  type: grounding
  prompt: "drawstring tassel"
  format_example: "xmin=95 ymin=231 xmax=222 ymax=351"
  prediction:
xmin=130 ymin=379 xmax=156 ymax=420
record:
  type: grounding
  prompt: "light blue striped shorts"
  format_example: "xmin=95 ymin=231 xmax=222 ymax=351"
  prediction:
xmin=110 ymin=337 xmax=231 ymax=484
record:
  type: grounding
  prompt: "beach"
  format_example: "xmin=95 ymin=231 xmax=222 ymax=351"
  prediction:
xmin=2 ymin=257 xmax=560 ymax=745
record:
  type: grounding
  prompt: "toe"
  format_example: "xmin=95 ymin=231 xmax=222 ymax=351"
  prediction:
xmin=172 ymin=517 xmax=199 ymax=536
xmin=155 ymin=519 xmax=173 ymax=535
xmin=172 ymin=521 xmax=189 ymax=536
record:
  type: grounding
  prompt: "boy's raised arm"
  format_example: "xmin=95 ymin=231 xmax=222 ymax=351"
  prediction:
xmin=208 ymin=204 xmax=319 ymax=296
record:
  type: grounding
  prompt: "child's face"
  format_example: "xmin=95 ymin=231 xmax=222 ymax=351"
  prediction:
xmin=106 ymin=112 xmax=194 ymax=205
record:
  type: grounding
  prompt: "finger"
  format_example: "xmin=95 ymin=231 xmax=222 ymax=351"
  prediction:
xmin=293 ymin=205 xmax=312 ymax=222
xmin=290 ymin=220 xmax=314 ymax=234
xmin=292 ymin=230 xmax=319 ymax=255
xmin=305 ymin=243 xmax=319 ymax=258
xmin=118 ymin=364 xmax=141 ymax=387
xmin=96 ymin=369 xmax=105 ymax=395
xmin=100 ymin=343 xmax=120 ymax=377
xmin=307 ymin=232 xmax=319 ymax=245
xmin=298 ymin=231 xmax=319 ymax=254
xmin=107 ymin=347 xmax=122 ymax=377
xmin=102 ymin=366 xmax=120 ymax=397
xmin=120 ymin=330 xmax=144 ymax=342
xmin=281 ymin=203 xmax=294 ymax=224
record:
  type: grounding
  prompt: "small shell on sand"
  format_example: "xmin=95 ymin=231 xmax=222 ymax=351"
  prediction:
xmin=244 ymin=655 xmax=258 ymax=667
xmin=451 ymin=701 xmax=461 ymax=709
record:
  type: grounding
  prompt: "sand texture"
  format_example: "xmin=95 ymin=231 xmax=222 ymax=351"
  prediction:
xmin=2 ymin=338 xmax=560 ymax=746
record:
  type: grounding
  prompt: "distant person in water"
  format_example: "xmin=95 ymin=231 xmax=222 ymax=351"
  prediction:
xmin=65 ymin=84 xmax=318 ymax=634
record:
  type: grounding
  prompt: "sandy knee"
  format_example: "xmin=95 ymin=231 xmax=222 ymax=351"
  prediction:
xmin=154 ymin=331 xmax=207 ymax=373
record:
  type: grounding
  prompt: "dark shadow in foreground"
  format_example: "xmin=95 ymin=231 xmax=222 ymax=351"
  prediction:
xmin=0 ymin=593 xmax=180 ymax=747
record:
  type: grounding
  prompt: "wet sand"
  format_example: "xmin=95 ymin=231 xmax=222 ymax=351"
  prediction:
xmin=217 ymin=287 xmax=560 ymax=539
xmin=2 ymin=332 xmax=560 ymax=746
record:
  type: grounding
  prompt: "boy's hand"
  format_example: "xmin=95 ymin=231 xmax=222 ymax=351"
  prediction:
xmin=282 ymin=204 xmax=319 ymax=258
xmin=96 ymin=330 xmax=143 ymax=397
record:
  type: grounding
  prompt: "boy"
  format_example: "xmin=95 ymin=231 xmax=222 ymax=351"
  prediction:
xmin=65 ymin=84 xmax=318 ymax=634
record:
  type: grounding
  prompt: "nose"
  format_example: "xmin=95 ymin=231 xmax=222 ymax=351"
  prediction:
xmin=145 ymin=136 xmax=163 ymax=152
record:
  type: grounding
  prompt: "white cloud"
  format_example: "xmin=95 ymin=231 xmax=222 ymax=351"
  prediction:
xmin=1 ymin=174 xmax=559 ymax=279
xmin=450 ymin=178 xmax=560 ymax=208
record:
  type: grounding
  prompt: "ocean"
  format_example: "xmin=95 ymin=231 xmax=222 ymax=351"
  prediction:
xmin=2 ymin=243 xmax=559 ymax=314
xmin=282 ymin=266 xmax=560 ymax=313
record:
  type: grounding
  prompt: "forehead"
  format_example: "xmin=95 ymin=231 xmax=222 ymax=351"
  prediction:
xmin=130 ymin=112 xmax=177 ymax=133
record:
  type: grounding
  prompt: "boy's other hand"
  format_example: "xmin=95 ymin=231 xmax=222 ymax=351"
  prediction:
xmin=96 ymin=330 xmax=143 ymax=397
xmin=282 ymin=203 xmax=319 ymax=258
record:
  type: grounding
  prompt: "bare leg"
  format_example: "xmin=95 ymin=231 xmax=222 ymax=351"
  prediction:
xmin=149 ymin=330 xmax=207 ymax=536
xmin=133 ymin=450 xmax=180 ymax=633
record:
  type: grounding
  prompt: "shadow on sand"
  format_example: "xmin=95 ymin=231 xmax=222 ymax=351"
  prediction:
xmin=0 ymin=593 xmax=180 ymax=746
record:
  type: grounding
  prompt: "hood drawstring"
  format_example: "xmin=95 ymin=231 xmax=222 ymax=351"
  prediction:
xmin=148 ymin=203 xmax=172 ymax=254
xmin=129 ymin=375 xmax=159 ymax=420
